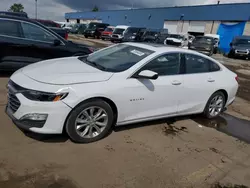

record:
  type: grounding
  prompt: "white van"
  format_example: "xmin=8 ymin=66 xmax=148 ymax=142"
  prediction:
xmin=111 ymin=25 xmax=130 ymax=42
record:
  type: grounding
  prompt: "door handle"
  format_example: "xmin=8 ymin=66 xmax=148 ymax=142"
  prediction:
xmin=171 ymin=80 xmax=182 ymax=85
xmin=207 ymin=78 xmax=215 ymax=82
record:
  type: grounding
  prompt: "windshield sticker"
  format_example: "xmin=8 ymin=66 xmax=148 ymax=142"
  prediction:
xmin=131 ymin=49 xmax=145 ymax=56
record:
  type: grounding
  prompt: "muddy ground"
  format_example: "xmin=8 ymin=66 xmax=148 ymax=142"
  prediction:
xmin=0 ymin=36 xmax=250 ymax=188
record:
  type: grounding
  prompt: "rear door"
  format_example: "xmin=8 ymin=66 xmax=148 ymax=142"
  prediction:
xmin=177 ymin=53 xmax=217 ymax=115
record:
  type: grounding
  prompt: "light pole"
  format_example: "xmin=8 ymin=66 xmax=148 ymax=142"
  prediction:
xmin=35 ymin=0 xmax=37 ymax=19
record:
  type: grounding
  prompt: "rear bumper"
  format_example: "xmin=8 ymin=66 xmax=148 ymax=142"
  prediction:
xmin=101 ymin=35 xmax=111 ymax=39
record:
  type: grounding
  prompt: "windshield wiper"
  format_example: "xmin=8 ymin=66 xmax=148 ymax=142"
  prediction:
xmin=85 ymin=59 xmax=107 ymax=71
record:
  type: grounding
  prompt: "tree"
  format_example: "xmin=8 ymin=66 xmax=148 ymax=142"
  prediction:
xmin=92 ymin=5 xmax=99 ymax=12
xmin=9 ymin=3 xmax=24 ymax=12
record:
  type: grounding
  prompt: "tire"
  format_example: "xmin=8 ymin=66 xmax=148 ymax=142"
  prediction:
xmin=65 ymin=100 xmax=114 ymax=143
xmin=85 ymin=35 xmax=88 ymax=38
xmin=203 ymin=91 xmax=226 ymax=119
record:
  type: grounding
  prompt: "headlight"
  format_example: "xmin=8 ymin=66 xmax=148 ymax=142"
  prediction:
xmin=91 ymin=31 xmax=95 ymax=33
xmin=130 ymin=36 xmax=136 ymax=39
xmin=206 ymin=47 xmax=211 ymax=50
xmin=22 ymin=90 xmax=68 ymax=102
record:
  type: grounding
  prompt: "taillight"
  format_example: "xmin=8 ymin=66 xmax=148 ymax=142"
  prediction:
xmin=235 ymin=75 xmax=239 ymax=82
xmin=65 ymin=32 xmax=68 ymax=40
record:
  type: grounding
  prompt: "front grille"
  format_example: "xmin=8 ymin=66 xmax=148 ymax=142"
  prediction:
xmin=7 ymin=81 xmax=21 ymax=113
xmin=112 ymin=35 xmax=118 ymax=38
xmin=235 ymin=50 xmax=248 ymax=54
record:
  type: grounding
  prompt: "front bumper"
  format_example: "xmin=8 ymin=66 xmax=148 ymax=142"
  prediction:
xmin=5 ymin=93 xmax=72 ymax=134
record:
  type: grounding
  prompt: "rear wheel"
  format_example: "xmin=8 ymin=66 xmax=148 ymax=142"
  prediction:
xmin=203 ymin=91 xmax=226 ymax=119
xmin=66 ymin=100 xmax=114 ymax=143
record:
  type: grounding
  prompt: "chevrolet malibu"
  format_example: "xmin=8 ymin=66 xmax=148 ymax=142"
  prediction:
xmin=6 ymin=43 xmax=238 ymax=143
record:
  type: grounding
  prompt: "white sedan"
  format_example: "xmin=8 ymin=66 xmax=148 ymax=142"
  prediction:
xmin=6 ymin=43 xmax=238 ymax=143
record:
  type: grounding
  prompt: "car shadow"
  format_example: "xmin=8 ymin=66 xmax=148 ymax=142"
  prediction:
xmin=19 ymin=128 xmax=69 ymax=143
xmin=0 ymin=71 xmax=13 ymax=78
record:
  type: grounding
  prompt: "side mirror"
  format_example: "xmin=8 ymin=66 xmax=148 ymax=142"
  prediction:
xmin=54 ymin=39 xmax=61 ymax=46
xmin=137 ymin=70 xmax=158 ymax=80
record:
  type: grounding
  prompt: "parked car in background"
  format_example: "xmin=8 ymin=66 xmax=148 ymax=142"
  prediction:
xmin=0 ymin=11 xmax=28 ymax=18
xmin=164 ymin=33 xmax=189 ymax=48
xmin=77 ymin=24 xmax=87 ymax=34
xmin=84 ymin=22 xmax=109 ymax=38
xmin=205 ymin=34 xmax=220 ymax=54
xmin=228 ymin=36 xmax=250 ymax=59
xmin=101 ymin=26 xmax=114 ymax=40
xmin=70 ymin=23 xmax=80 ymax=34
xmin=155 ymin=30 xmax=169 ymax=44
xmin=34 ymin=19 xmax=68 ymax=40
xmin=122 ymin=27 xmax=146 ymax=42
xmin=189 ymin=36 xmax=214 ymax=56
xmin=111 ymin=25 xmax=129 ymax=42
xmin=6 ymin=43 xmax=238 ymax=143
xmin=140 ymin=30 xmax=159 ymax=42
xmin=62 ymin=23 xmax=73 ymax=32
xmin=0 ymin=15 xmax=94 ymax=71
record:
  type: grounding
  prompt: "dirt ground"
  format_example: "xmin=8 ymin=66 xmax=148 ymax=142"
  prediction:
xmin=0 ymin=37 xmax=250 ymax=188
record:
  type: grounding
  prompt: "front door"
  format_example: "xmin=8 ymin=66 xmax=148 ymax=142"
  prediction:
xmin=118 ymin=53 xmax=183 ymax=123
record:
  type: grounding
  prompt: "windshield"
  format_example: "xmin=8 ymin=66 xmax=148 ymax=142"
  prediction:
xmin=234 ymin=39 xmax=250 ymax=46
xmin=169 ymin=34 xmax=183 ymax=39
xmin=145 ymin=31 xmax=157 ymax=36
xmin=79 ymin=44 xmax=154 ymax=72
xmin=87 ymin=23 xmax=98 ymax=29
xmin=194 ymin=37 xmax=213 ymax=44
xmin=113 ymin=28 xmax=125 ymax=35
xmin=125 ymin=28 xmax=139 ymax=34
xmin=105 ymin=28 xmax=113 ymax=32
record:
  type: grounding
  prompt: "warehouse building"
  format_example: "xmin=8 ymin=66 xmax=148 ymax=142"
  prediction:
xmin=65 ymin=3 xmax=250 ymax=52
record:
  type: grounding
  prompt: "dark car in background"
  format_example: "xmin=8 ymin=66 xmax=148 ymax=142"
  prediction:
xmin=84 ymin=22 xmax=109 ymax=38
xmin=122 ymin=27 xmax=146 ymax=42
xmin=75 ymin=24 xmax=87 ymax=34
xmin=0 ymin=15 xmax=94 ymax=71
xmin=34 ymin=19 xmax=69 ymax=40
xmin=0 ymin=11 xmax=28 ymax=18
xmin=228 ymin=36 xmax=250 ymax=59
xmin=189 ymin=36 xmax=214 ymax=56
xmin=140 ymin=30 xmax=159 ymax=42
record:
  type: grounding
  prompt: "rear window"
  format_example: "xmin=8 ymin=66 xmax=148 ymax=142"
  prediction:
xmin=0 ymin=19 xmax=21 ymax=37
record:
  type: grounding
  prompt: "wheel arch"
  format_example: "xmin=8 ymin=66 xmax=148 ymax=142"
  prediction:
xmin=63 ymin=97 xmax=118 ymax=133
xmin=215 ymin=89 xmax=228 ymax=104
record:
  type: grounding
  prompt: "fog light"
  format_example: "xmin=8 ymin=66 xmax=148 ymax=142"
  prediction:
xmin=21 ymin=113 xmax=48 ymax=121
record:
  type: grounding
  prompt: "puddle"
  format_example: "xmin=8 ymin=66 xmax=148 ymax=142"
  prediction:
xmin=193 ymin=114 xmax=250 ymax=143
xmin=162 ymin=123 xmax=188 ymax=136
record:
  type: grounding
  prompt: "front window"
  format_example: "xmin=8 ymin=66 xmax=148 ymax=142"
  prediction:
xmin=113 ymin=28 xmax=125 ymax=35
xmin=21 ymin=22 xmax=57 ymax=42
xmin=79 ymin=44 xmax=154 ymax=72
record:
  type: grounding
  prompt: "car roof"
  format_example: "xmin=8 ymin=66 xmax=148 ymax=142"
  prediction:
xmin=0 ymin=15 xmax=38 ymax=24
xmin=125 ymin=42 xmax=214 ymax=57
xmin=115 ymin=25 xmax=130 ymax=29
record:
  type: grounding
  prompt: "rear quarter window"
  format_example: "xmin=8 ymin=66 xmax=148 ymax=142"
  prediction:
xmin=0 ymin=19 xmax=21 ymax=37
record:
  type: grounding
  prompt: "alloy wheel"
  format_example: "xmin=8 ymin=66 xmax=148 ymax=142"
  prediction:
xmin=208 ymin=95 xmax=224 ymax=117
xmin=75 ymin=106 xmax=108 ymax=138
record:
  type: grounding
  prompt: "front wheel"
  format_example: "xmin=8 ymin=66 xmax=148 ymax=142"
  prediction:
xmin=65 ymin=100 xmax=114 ymax=143
xmin=203 ymin=91 xmax=226 ymax=119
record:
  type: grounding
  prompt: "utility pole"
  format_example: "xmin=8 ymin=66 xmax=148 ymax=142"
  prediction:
xmin=35 ymin=0 xmax=37 ymax=19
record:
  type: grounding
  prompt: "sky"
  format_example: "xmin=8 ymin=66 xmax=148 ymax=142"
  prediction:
xmin=0 ymin=0 xmax=249 ymax=21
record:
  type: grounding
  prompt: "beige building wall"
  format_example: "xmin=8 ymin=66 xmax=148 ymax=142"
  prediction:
xmin=205 ymin=21 xmax=220 ymax=34
xmin=243 ymin=21 xmax=250 ymax=35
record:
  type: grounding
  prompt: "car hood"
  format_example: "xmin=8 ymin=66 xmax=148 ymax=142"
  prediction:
xmin=21 ymin=57 xmax=114 ymax=85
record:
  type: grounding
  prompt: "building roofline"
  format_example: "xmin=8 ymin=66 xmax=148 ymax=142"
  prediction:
xmin=66 ymin=2 xmax=250 ymax=15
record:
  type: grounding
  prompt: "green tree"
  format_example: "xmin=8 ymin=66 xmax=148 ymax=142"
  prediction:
xmin=8 ymin=3 xmax=24 ymax=12
xmin=92 ymin=5 xmax=99 ymax=12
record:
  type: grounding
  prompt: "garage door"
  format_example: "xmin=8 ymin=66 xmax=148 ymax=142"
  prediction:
xmin=189 ymin=21 xmax=206 ymax=33
xmin=164 ymin=21 xmax=178 ymax=34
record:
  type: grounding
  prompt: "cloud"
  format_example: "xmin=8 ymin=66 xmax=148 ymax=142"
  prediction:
xmin=0 ymin=0 xmax=249 ymax=20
